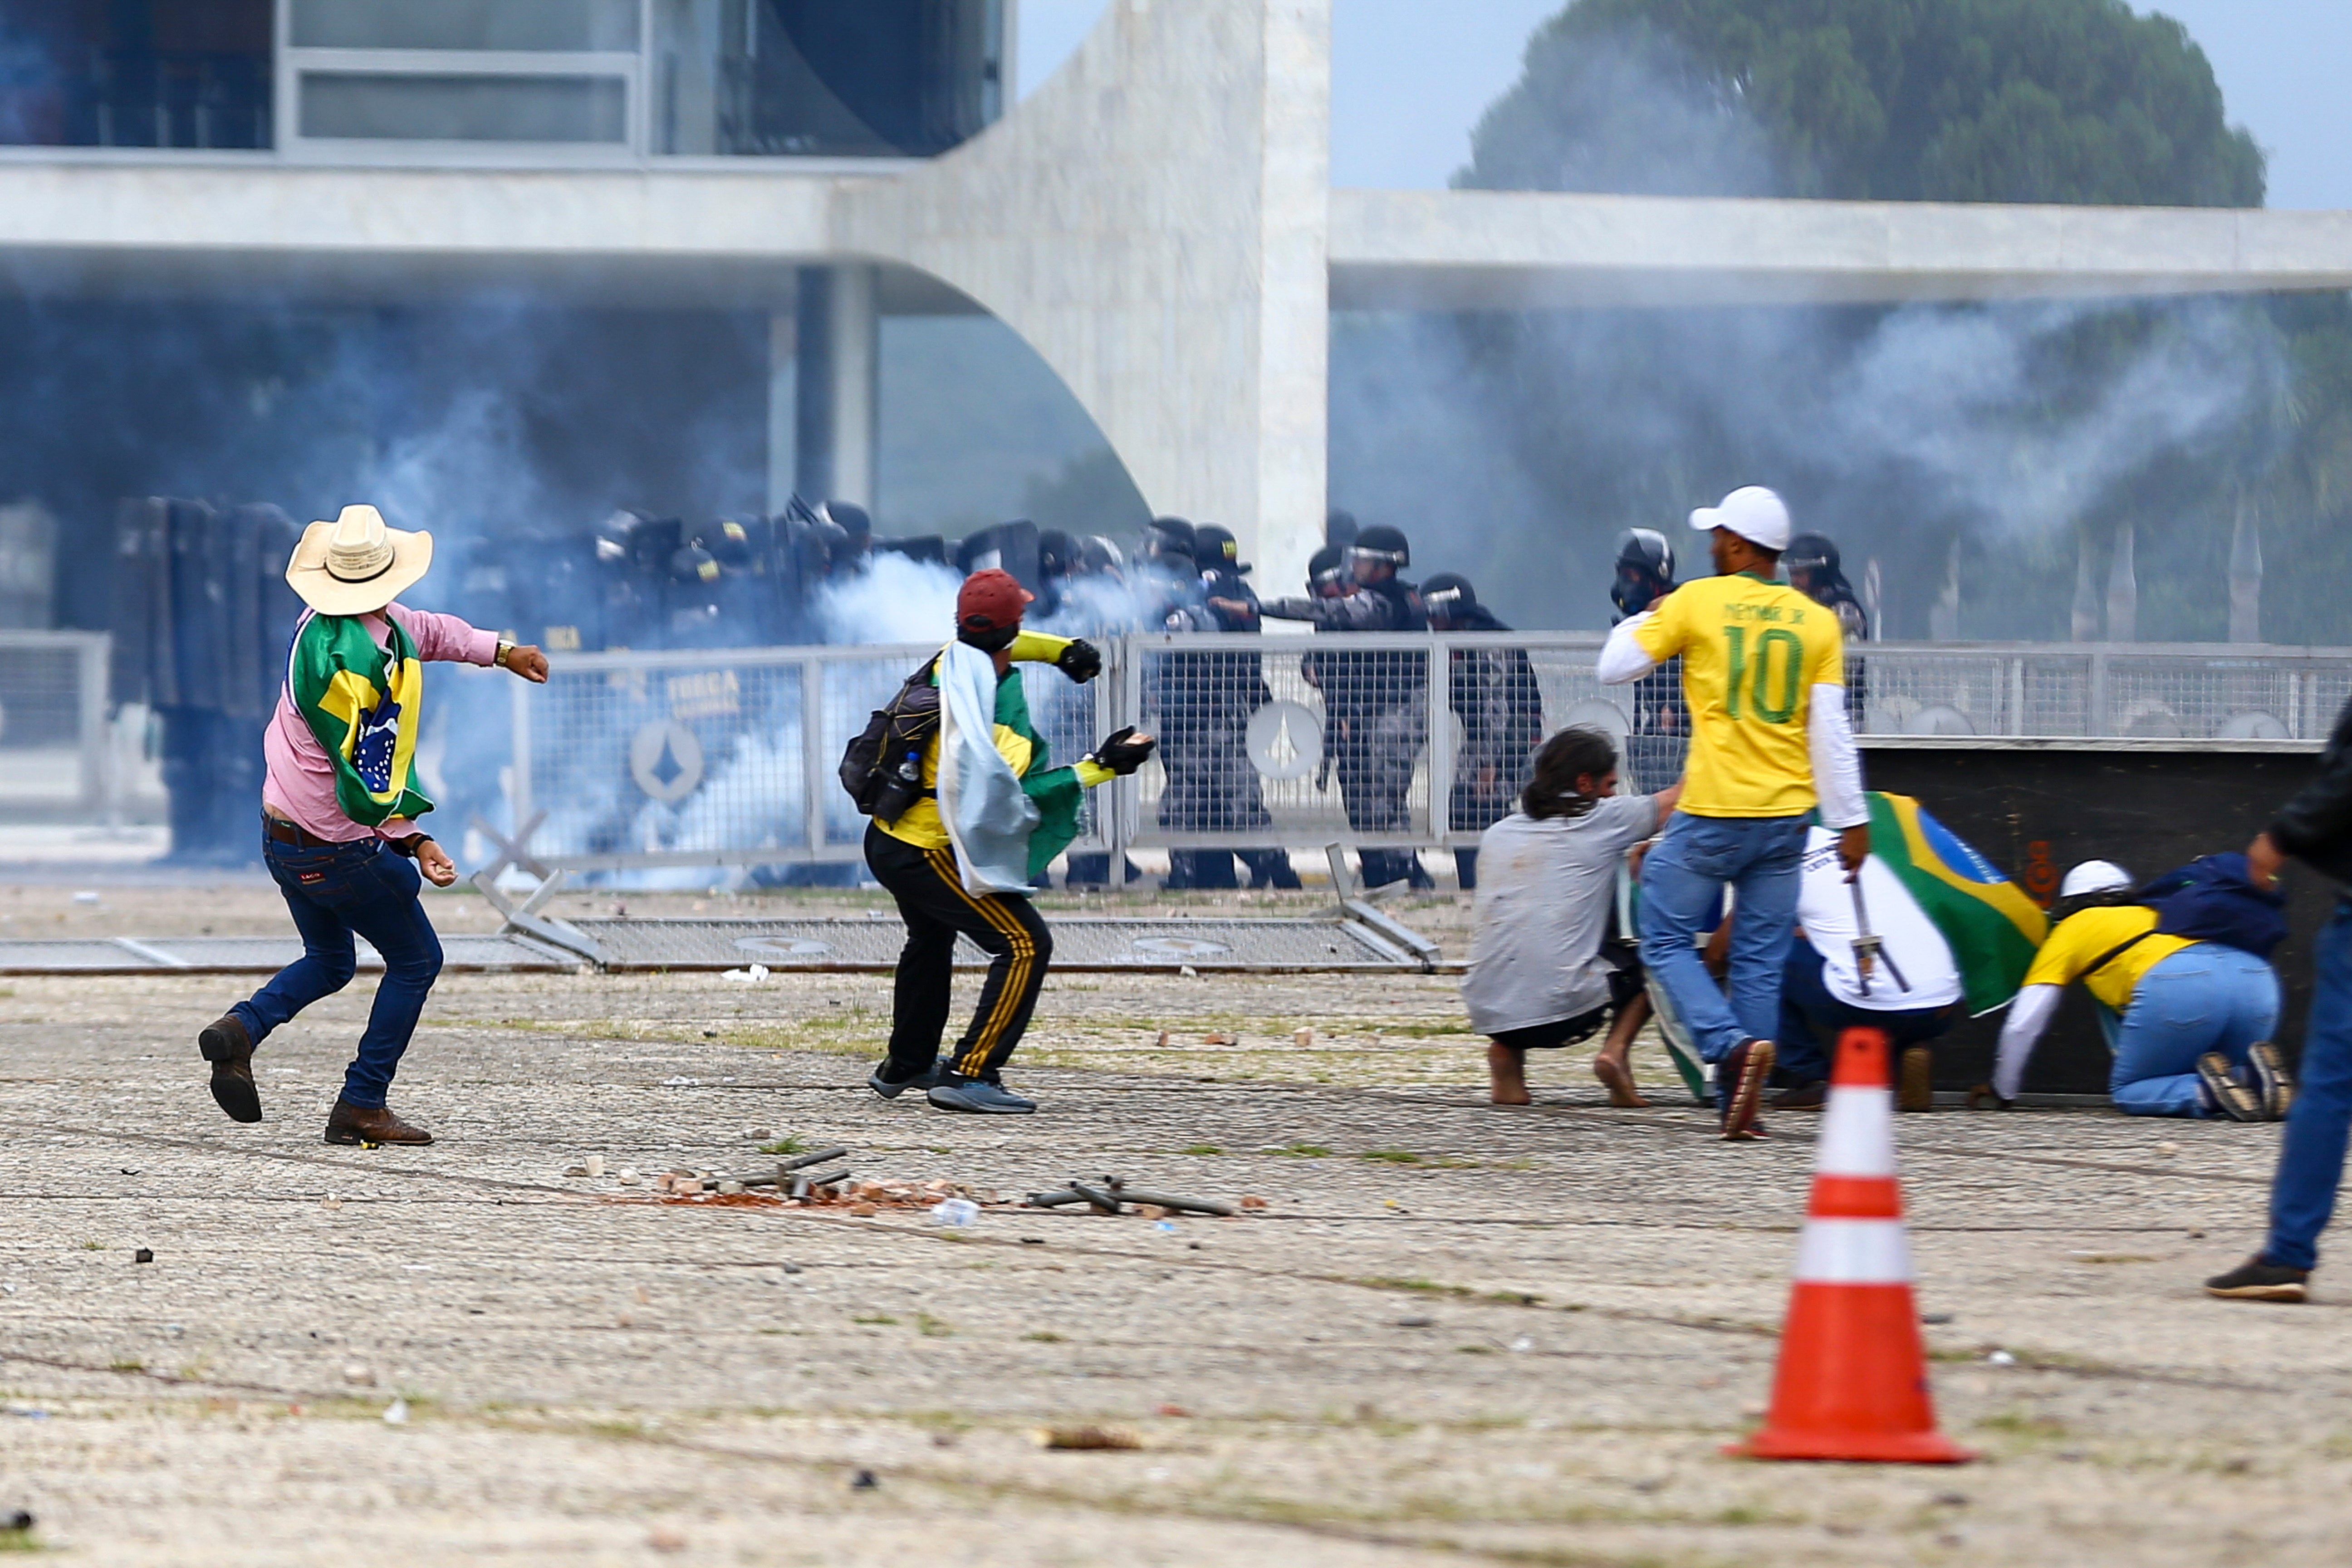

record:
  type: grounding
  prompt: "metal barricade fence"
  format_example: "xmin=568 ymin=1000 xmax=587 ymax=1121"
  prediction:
xmin=0 ymin=631 xmax=110 ymax=817
xmin=508 ymin=642 xmax=1119 ymax=874
xmin=499 ymin=636 xmax=2348 ymax=875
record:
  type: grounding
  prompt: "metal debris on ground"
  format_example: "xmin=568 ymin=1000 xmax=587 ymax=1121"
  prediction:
xmin=1026 ymin=1176 xmax=1240 ymax=1218
xmin=1036 ymin=1426 xmax=1142 ymax=1451
xmin=133 ymin=1248 xmax=154 ymax=1263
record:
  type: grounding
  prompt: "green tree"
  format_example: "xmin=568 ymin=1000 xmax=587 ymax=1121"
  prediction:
xmin=1343 ymin=0 xmax=2346 ymax=642
xmin=1464 ymin=0 xmax=2264 ymax=206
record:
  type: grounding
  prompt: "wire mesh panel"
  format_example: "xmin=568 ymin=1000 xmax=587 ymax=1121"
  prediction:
xmin=0 ymin=632 xmax=106 ymax=812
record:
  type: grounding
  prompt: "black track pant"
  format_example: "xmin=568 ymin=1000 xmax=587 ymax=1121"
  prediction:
xmin=865 ymin=823 xmax=1054 ymax=1082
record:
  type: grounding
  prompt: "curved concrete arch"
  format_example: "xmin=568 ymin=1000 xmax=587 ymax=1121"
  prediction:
xmin=835 ymin=0 xmax=1333 ymax=590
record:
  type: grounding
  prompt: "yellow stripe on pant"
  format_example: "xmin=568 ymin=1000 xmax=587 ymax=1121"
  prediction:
xmin=924 ymin=846 xmax=1039 ymax=1078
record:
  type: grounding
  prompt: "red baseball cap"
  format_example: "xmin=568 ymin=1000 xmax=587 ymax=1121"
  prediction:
xmin=956 ymin=568 xmax=1034 ymax=633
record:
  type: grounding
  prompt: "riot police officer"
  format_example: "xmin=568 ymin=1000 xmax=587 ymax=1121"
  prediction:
xmin=1785 ymin=532 xmax=1869 ymax=724
xmin=1611 ymin=529 xmax=1687 ymax=794
xmin=1258 ymin=524 xmax=1431 ymax=889
xmin=1423 ymin=573 xmax=1543 ymax=891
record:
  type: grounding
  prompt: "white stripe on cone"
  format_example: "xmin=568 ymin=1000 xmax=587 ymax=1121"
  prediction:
xmin=1794 ymin=1217 xmax=1915 ymax=1284
xmin=1816 ymin=1085 xmax=1897 ymax=1177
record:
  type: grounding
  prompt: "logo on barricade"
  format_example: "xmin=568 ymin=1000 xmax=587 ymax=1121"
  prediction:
xmin=1245 ymin=701 xmax=1323 ymax=781
xmin=629 ymin=720 xmax=705 ymax=804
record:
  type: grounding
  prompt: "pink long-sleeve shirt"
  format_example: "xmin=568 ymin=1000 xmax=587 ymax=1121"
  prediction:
xmin=262 ymin=602 xmax=500 ymax=844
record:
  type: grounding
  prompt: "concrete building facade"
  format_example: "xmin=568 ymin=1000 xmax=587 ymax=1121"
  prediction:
xmin=5 ymin=0 xmax=2352 ymax=594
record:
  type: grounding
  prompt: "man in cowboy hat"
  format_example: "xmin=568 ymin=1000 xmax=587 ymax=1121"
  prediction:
xmin=196 ymin=504 xmax=549 ymax=1146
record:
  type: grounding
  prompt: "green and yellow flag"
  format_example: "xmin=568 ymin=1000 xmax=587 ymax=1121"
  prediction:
xmin=1867 ymin=791 xmax=2048 ymax=1015
xmin=289 ymin=610 xmax=432 ymax=827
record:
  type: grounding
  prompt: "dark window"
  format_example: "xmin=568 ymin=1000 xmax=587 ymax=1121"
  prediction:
xmin=301 ymin=73 xmax=628 ymax=143
xmin=0 ymin=0 xmax=274 ymax=149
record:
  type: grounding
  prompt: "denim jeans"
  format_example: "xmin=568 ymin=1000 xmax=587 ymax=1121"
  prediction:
xmin=2264 ymin=902 xmax=2352 ymax=1269
xmin=231 ymin=828 xmax=444 ymax=1109
xmin=1775 ymin=935 xmax=1959 ymax=1083
xmin=1638 ymin=811 xmax=1809 ymax=1063
xmin=2110 ymin=944 xmax=2278 ymax=1117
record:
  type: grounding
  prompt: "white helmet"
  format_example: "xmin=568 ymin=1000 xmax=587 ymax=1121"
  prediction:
xmin=2059 ymin=860 xmax=2133 ymax=899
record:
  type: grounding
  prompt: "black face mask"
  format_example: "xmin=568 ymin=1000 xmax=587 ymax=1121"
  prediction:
xmin=1612 ymin=568 xmax=1666 ymax=617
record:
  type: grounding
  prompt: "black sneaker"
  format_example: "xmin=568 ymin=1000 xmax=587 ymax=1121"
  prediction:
xmin=867 ymin=1062 xmax=942 ymax=1101
xmin=2204 ymin=1257 xmax=2309 ymax=1303
xmin=1769 ymin=1080 xmax=1828 ymax=1111
xmin=1718 ymin=1039 xmax=1774 ymax=1141
xmin=2247 ymin=1042 xmax=2294 ymax=1122
xmin=2197 ymin=1053 xmax=2263 ymax=1122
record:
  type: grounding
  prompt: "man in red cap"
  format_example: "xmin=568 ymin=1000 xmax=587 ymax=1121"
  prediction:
xmin=861 ymin=568 xmax=1153 ymax=1113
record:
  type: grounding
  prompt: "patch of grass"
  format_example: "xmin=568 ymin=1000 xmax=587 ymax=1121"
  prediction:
xmin=757 ymin=1136 xmax=811 ymax=1156
xmin=1180 ymin=1145 xmax=1224 ymax=1156
xmin=915 ymin=1314 xmax=954 ymax=1338
xmin=1354 ymin=1277 xmax=1474 ymax=1298
xmin=81 ymin=1241 xmax=103 ymax=1252
xmin=1269 ymin=1142 xmax=1333 ymax=1158
xmin=108 ymin=1358 xmax=144 ymax=1373
xmin=850 ymin=1314 xmax=898 ymax=1327
xmin=586 ymin=1418 xmax=648 ymax=1441
xmin=1359 ymin=1150 xmax=1423 ymax=1164
xmin=0 ymin=1529 xmax=44 ymax=1553
xmin=1023 ymin=1330 xmax=1065 ymax=1343
xmin=1455 ymin=1344 xmax=1496 ymax=1355
xmin=1977 ymin=1410 xmax=2070 ymax=1439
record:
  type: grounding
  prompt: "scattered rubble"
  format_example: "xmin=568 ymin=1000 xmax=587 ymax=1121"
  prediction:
xmin=1027 ymin=1176 xmax=1240 ymax=1218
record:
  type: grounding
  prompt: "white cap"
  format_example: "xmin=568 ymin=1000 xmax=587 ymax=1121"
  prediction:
xmin=1690 ymin=486 xmax=1792 ymax=553
xmin=2059 ymin=860 xmax=2133 ymax=899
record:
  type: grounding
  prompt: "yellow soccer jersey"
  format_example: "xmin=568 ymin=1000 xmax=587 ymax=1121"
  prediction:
xmin=1631 ymin=572 xmax=1844 ymax=817
xmin=2022 ymin=905 xmax=2193 ymax=1014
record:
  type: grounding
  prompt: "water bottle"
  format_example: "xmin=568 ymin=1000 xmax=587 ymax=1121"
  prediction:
xmin=930 ymin=1196 xmax=980 ymax=1228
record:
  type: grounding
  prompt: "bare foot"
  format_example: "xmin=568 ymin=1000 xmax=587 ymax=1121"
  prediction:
xmin=1592 ymin=1052 xmax=1649 ymax=1108
xmin=1487 ymin=1042 xmax=1531 ymax=1106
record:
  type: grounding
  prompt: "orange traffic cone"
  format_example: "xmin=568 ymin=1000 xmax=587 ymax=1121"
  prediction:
xmin=1730 ymin=1026 xmax=1973 ymax=1464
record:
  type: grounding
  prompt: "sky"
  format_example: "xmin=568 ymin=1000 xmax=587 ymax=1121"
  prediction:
xmin=1016 ymin=0 xmax=2352 ymax=207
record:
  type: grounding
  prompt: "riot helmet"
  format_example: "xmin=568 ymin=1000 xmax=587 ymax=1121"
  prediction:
xmin=1141 ymin=515 xmax=1197 ymax=568
xmin=1611 ymin=528 xmax=1676 ymax=618
xmin=1077 ymin=535 xmax=1125 ymax=578
xmin=1037 ymin=529 xmax=1077 ymax=580
xmin=1326 ymin=509 xmax=1360 ymax=549
xmin=1194 ymin=524 xmax=1247 ymax=574
xmin=1347 ymin=524 xmax=1409 ymax=583
xmin=1784 ymin=532 xmax=1854 ymax=605
xmin=1307 ymin=545 xmax=1348 ymax=597
xmin=1420 ymin=572 xmax=1477 ymax=628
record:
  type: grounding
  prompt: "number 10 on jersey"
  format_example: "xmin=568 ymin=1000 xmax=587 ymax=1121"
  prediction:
xmin=1723 ymin=625 xmax=1803 ymax=724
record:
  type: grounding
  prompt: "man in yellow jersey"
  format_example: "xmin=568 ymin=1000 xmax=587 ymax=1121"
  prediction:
xmin=1598 ymin=486 xmax=1869 ymax=1139
xmin=862 ymin=570 xmax=1154 ymax=1113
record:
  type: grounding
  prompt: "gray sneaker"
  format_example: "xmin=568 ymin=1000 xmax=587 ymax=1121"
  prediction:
xmin=926 ymin=1076 xmax=1038 ymax=1115
xmin=867 ymin=1062 xmax=942 ymax=1100
xmin=2247 ymin=1042 xmax=2294 ymax=1122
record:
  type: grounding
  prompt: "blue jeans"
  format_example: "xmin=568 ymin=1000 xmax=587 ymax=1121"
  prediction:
xmin=2110 ymin=944 xmax=2278 ymax=1117
xmin=1638 ymin=812 xmax=1808 ymax=1063
xmin=231 ymin=829 xmax=445 ymax=1109
xmin=1776 ymin=935 xmax=1959 ymax=1083
xmin=2265 ymin=902 xmax=2352 ymax=1270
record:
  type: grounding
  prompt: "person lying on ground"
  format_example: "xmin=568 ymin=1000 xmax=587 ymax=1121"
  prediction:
xmin=1992 ymin=860 xmax=2285 ymax=1120
xmin=1461 ymin=726 xmax=1681 ymax=1108
xmin=197 ymin=505 xmax=549 ymax=1147
xmin=1772 ymin=791 xmax=2046 ymax=1112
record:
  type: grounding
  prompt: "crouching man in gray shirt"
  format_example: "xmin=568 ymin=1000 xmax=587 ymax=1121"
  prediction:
xmin=1462 ymin=726 xmax=1683 ymax=1107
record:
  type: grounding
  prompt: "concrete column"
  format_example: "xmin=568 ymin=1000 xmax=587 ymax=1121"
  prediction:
xmin=766 ymin=305 xmax=797 ymax=517
xmin=792 ymin=264 xmax=879 ymax=507
xmin=838 ymin=0 xmax=1334 ymax=592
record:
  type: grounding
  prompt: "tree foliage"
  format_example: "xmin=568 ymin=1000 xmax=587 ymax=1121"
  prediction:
xmin=1464 ymin=0 xmax=2264 ymax=206
xmin=1342 ymin=0 xmax=2352 ymax=643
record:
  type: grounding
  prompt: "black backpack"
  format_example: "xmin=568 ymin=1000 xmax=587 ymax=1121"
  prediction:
xmin=839 ymin=658 xmax=942 ymax=823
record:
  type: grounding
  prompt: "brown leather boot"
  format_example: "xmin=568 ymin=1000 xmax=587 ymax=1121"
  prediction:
xmin=323 ymin=1100 xmax=434 ymax=1146
xmin=197 ymin=1015 xmax=261 ymax=1124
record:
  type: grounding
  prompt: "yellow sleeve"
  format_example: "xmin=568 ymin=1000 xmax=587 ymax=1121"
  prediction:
xmin=1074 ymin=759 xmax=1117 ymax=788
xmin=1630 ymin=585 xmax=1691 ymax=662
xmin=992 ymin=724 xmax=1035 ymax=775
xmin=2021 ymin=919 xmax=2088 ymax=988
xmin=1805 ymin=610 xmax=1845 ymax=687
xmin=1008 ymin=630 xmax=1073 ymax=664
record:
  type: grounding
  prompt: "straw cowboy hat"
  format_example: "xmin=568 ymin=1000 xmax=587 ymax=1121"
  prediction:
xmin=285 ymin=505 xmax=434 ymax=616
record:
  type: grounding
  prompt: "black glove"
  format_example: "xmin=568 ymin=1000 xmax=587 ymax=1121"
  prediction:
xmin=1055 ymin=638 xmax=1102 ymax=684
xmin=1088 ymin=726 xmax=1156 ymax=777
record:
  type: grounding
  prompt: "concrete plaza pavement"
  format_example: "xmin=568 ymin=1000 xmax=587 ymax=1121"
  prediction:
xmin=0 ymin=881 xmax=2341 ymax=1566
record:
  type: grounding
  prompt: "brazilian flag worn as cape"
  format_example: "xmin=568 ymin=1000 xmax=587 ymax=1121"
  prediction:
xmin=1865 ymin=791 xmax=2048 ymax=1015
xmin=289 ymin=609 xmax=433 ymax=827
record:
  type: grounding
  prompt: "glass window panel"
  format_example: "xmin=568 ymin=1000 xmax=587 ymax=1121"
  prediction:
xmin=300 ymin=73 xmax=627 ymax=142
xmin=292 ymin=0 xmax=639 ymax=53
